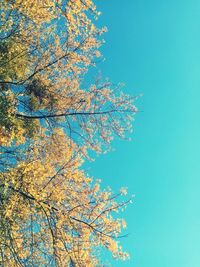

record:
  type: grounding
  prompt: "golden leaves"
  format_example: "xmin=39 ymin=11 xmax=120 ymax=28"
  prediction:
xmin=0 ymin=132 xmax=130 ymax=264
xmin=0 ymin=0 xmax=134 ymax=266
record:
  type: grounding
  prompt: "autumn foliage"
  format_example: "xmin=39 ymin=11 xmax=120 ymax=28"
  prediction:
xmin=0 ymin=1 xmax=136 ymax=266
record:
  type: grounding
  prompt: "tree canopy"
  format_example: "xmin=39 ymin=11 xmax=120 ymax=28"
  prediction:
xmin=0 ymin=1 xmax=137 ymax=266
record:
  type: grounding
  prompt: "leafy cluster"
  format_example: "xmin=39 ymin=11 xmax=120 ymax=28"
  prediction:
xmin=0 ymin=1 xmax=136 ymax=266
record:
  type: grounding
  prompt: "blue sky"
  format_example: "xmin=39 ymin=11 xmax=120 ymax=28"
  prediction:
xmin=86 ymin=0 xmax=200 ymax=266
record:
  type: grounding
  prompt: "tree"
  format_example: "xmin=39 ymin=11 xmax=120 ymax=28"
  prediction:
xmin=0 ymin=1 xmax=137 ymax=266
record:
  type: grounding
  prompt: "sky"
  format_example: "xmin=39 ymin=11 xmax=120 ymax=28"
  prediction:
xmin=86 ymin=0 xmax=200 ymax=266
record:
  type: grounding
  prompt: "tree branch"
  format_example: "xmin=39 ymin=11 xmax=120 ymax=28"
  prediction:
xmin=15 ymin=109 xmax=132 ymax=119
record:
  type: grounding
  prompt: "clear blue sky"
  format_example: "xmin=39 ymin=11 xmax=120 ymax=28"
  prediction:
xmin=86 ymin=0 xmax=200 ymax=266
